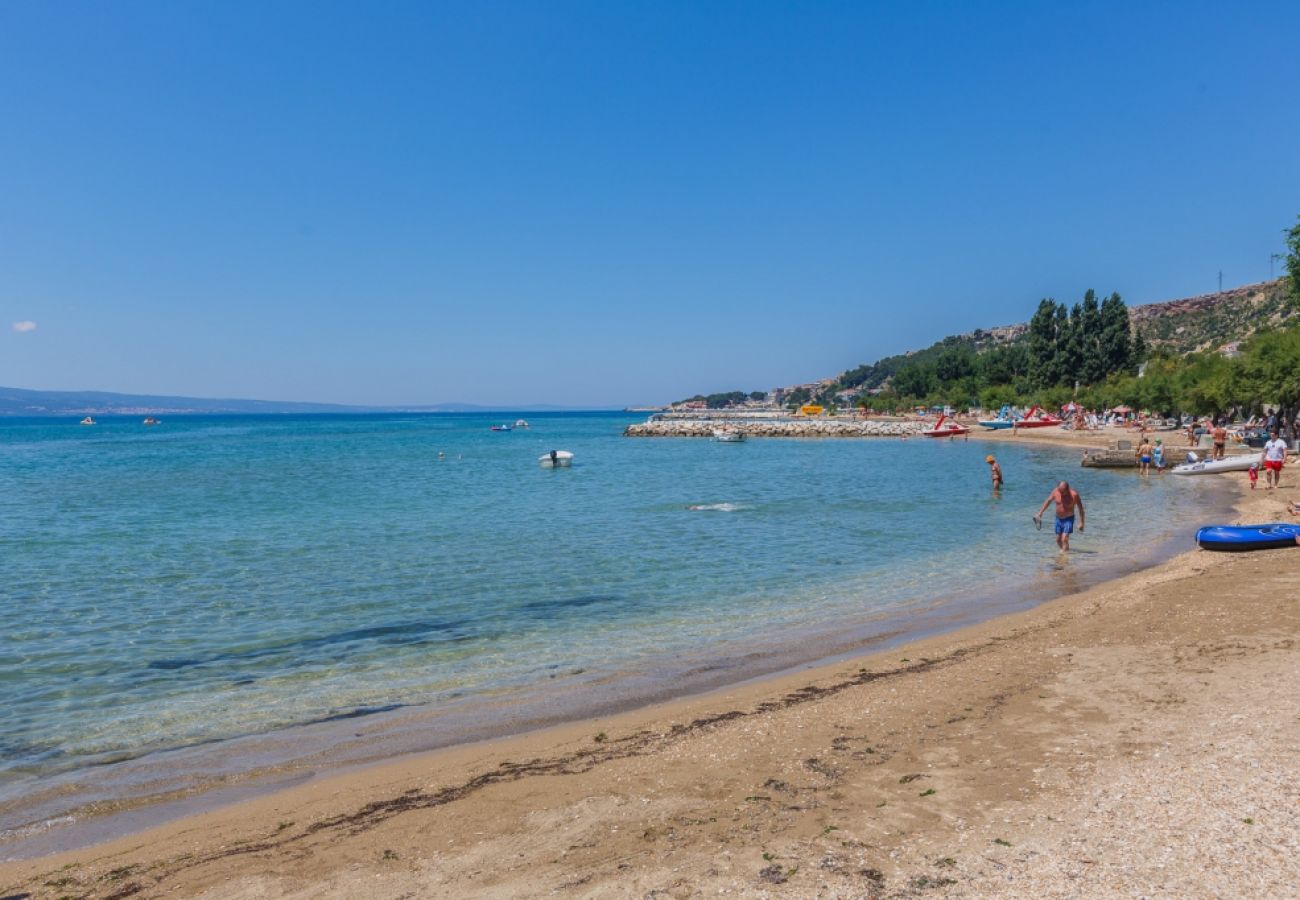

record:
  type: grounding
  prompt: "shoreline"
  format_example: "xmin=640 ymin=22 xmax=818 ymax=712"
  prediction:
xmin=3 ymin=433 xmax=1294 ymax=897
xmin=0 ymin=436 xmax=1221 ymax=860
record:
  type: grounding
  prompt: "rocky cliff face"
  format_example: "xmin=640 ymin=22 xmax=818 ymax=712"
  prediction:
xmin=1127 ymin=279 xmax=1293 ymax=353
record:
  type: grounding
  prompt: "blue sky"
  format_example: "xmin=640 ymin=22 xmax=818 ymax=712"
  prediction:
xmin=2 ymin=1 xmax=1297 ymax=407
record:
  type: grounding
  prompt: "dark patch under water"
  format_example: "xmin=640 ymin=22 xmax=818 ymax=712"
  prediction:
xmin=147 ymin=619 xmax=475 ymax=672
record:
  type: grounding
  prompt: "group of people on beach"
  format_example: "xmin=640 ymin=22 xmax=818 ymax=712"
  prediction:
xmin=984 ymin=425 xmax=1292 ymax=553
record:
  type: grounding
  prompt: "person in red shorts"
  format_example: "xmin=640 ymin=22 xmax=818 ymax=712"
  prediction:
xmin=1261 ymin=429 xmax=1288 ymax=489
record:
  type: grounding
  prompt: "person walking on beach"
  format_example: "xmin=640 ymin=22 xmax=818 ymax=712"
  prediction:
xmin=1212 ymin=421 xmax=1227 ymax=460
xmin=1036 ymin=481 xmax=1085 ymax=552
xmin=986 ymin=455 xmax=1003 ymax=490
xmin=1135 ymin=436 xmax=1153 ymax=477
xmin=1261 ymin=429 xmax=1288 ymax=490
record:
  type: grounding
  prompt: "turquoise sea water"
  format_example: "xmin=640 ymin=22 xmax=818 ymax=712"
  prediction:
xmin=0 ymin=412 xmax=1227 ymax=847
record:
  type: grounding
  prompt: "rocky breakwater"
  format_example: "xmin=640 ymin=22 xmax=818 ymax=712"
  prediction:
xmin=623 ymin=417 xmax=930 ymax=438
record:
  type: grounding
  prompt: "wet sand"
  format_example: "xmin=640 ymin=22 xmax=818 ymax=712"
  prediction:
xmin=3 ymin=433 xmax=1296 ymax=898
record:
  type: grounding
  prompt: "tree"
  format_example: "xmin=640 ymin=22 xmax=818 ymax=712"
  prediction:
xmin=1285 ymin=215 xmax=1300 ymax=304
xmin=1237 ymin=325 xmax=1300 ymax=436
xmin=1052 ymin=303 xmax=1074 ymax=386
xmin=1131 ymin=327 xmax=1149 ymax=369
xmin=1076 ymin=290 xmax=1105 ymax=384
xmin=1027 ymin=299 xmax=1059 ymax=389
xmin=1098 ymin=293 xmax=1132 ymax=376
xmin=891 ymin=363 xmax=937 ymax=398
xmin=934 ymin=345 xmax=976 ymax=382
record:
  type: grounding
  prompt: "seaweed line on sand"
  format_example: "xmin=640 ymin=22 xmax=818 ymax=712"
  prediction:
xmin=30 ymin=640 xmax=997 ymax=898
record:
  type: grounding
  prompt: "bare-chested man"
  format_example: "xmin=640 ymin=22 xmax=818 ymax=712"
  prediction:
xmin=1035 ymin=481 xmax=1085 ymax=552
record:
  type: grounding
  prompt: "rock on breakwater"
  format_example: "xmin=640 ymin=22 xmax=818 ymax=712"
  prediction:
xmin=623 ymin=418 xmax=931 ymax=438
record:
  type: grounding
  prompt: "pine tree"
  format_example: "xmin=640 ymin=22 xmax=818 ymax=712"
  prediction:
xmin=1027 ymin=298 xmax=1058 ymax=388
xmin=1098 ymin=293 xmax=1132 ymax=376
xmin=1077 ymin=290 xmax=1105 ymax=385
xmin=1051 ymin=302 xmax=1072 ymax=386
xmin=1131 ymin=327 xmax=1148 ymax=370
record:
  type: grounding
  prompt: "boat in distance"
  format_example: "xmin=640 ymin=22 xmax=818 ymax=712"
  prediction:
xmin=712 ymin=429 xmax=746 ymax=442
xmin=539 ymin=450 xmax=574 ymax=468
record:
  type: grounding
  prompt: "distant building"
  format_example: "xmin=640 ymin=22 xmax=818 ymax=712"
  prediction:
xmin=1219 ymin=341 xmax=1243 ymax=359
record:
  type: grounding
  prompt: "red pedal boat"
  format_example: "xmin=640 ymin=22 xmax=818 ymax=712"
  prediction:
xmin=1012 ymin=405 xmax=1062 ymax=429
xmin=921 ymin=414 xmax=970 ymax=437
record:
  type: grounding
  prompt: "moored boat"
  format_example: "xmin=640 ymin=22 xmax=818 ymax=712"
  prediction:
xmin=921 ymin=414 xmax=970 ymax=437
xmin=1012 ymin=405 xmax=1062 ymax=429
xmin=539 ymin=449 xmax=574 ymax=468
xmin=1171 ymin=454 xmax=1256 ymax=476
xmin=712 ymin=428 xmax=746 ymax=442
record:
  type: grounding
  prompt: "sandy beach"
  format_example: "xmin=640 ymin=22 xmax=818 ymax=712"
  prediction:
xmin=3 ymin=432 xmax=1296 ymax=899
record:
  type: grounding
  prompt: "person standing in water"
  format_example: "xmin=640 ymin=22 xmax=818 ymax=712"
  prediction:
xmin=1135 ymin=436 xmax=1153 ymax=477
xmin=1036 ymin=481 xmax=1085 ymax=552
xmin=986 ymin=455 xmax=1003 ymax=490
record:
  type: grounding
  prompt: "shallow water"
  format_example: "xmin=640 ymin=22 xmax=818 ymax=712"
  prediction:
xmin=0 ymin=412 xmax=1227 ymax=845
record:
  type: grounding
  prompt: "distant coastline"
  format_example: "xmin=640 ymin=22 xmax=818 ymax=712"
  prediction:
xmin=0 ymin=386 xmax=614 ymax=417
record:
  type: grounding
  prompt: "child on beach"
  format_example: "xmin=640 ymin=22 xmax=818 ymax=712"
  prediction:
xmin=1248 ymin=464 xmax=1259 ymax=490
xmin=1153 ymin=439 xmax=1165 ymax=471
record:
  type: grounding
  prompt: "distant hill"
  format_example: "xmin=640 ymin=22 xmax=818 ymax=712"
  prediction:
xmin=828 ymin=278 xmax=1292 ymax=394
xmin=0 ymin=388 xmax=605 ymax=416
xmin=1128 ymin=279 xmax=1293 ymax=353
xmin=0 ymin=386 xmax=370 ymax=416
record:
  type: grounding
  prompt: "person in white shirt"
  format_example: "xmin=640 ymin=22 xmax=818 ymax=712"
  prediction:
xmin=1260 ymin=429 xmax=1288 ymax=490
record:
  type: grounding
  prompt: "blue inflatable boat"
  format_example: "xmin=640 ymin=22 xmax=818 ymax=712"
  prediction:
xmin=1195 ymin=523 xmax=1300 ymax=552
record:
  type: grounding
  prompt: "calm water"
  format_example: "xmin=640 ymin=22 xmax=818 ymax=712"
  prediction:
xmin=0 ymin=412 xmax=1225 ymax=843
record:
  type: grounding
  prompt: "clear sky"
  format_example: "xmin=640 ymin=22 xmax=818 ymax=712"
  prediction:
xmin=2 ymin=1 xmax=1297 ymax=408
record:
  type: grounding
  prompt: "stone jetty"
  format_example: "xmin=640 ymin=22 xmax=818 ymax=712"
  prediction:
xmin=624 ymin=415 xmax=930 ymax=438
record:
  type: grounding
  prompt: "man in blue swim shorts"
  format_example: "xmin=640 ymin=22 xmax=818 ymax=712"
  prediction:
xmin=1035 ymin=480 xmax=1085 ymax=552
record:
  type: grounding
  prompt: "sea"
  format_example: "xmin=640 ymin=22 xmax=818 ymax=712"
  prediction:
xmin=0 ymin=411 xmax=1231 ymax=856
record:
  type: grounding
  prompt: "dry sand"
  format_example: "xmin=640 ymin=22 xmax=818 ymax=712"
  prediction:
xmin=3 ymin=436 xmax=1296 ymax=899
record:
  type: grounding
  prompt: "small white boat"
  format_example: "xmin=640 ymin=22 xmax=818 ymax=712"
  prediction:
xmin=143 ymin=416 xmax=160 ymax=426
xmin=514 ymin=419 xmax=530 ymax=429
xmin=80 ymin=416 xmax=96 ymax=426
xmin=1171 ymin=454 xmax=1257 ymax=476
xmin=712 ymin=428 xmax=746 ymax=442
xmin=539 ymin=450 xmax=574 ymax=468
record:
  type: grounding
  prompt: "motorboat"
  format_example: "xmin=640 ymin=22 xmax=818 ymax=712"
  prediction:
xmin=80 ymin=416 xmax=96 ymax=426
xmin=490 ymin=424 xmax=512 ymax=432
xmin=514 ymin=419 xmax=530 ymax=429
xmin=921 ymin=414 xmax=970 ymax=437
xmin=143 ymin=417 xmax=160 ymax=426
xmin=712 ymin=428 xmax=746 ymax=442
xmin=539 ymin=450 xmax=573 ymax=468
xmin=1012 ymin=406 xmax=1062 ymax=429
xmin=1171 ymin=453 xmax=1257 ymax=476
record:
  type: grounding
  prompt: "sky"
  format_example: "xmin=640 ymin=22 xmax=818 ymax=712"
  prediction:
xmin=1 ymin=1 xmax=1297 ymax=408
